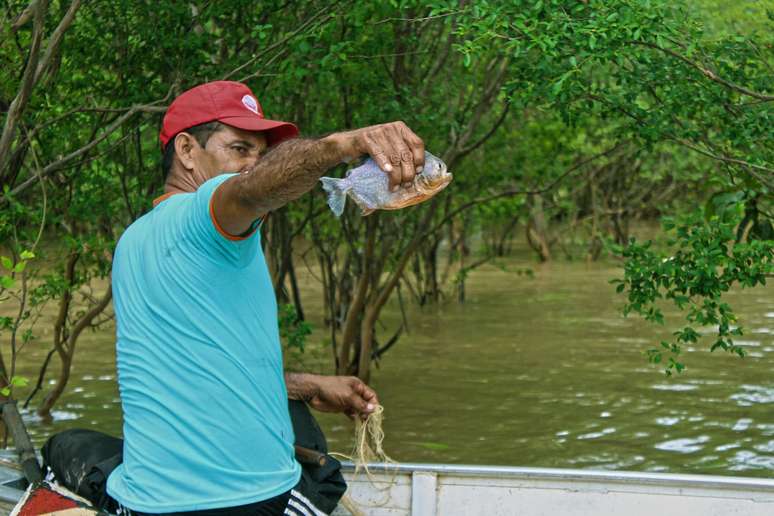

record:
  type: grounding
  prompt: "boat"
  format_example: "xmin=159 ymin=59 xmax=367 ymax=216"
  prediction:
xmin=1 ymin=452 xmax=773 ymax=515
xmin=335 ymin=462 xmax=774 ymax=515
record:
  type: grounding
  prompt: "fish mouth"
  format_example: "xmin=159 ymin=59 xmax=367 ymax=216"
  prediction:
xmin=417 ymin=162 xmax=451 ymax=188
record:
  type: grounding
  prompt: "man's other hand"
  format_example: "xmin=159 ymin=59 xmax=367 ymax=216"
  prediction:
xmin=286 ymin=372 xmax=379 ymax=420
xmin=326 ymin=121 xmax=426 ymax=192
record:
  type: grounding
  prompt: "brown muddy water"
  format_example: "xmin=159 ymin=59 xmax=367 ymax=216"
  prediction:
xmin=5 ymin=257 xmax=774 ymax=478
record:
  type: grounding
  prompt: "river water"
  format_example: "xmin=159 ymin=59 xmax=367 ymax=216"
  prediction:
xmin=8 ymin=256 xmax=774 ymax=478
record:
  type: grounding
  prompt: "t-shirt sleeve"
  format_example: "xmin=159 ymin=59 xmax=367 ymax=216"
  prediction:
xmin=181 ymin=173 xmax=263 ymax=268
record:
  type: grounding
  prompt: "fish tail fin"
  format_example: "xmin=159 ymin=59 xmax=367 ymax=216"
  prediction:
xmin=320 ymin=177 xmax=351 ymax=217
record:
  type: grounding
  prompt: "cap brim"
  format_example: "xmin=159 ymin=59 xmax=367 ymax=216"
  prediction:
xmin=218 ymin=116 xmax=299 ymax=146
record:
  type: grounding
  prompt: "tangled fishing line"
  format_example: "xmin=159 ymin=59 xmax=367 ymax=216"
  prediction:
xmin=332 ymin=405 xmax=394 ymax=476
xmin=354 ymin=405 xmax=394 ymax=472
xmin=331 ymin=405 xmax=396 ymax=515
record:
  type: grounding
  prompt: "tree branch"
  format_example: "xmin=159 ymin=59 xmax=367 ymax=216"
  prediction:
xmin=424 ymin=141 xmax=627 ymax=239
xmin=33 ymin=0 xmax=82 ymax=84
xmin=66 ymin=281 xmax=113 ymax=354
xmin=674 ymin=139 xmax=774 ymax=188
xmin=457 ymin=100 xmax=511 ymax=159
xmin=2 ymin=105 xmax=158 ymax=201
xmin=0 ymin=0 xmax=49 ymax=175
xmin=222 ymin=7 xmax=336 ymax=81
xmin=632 ymin=41 xmax=774 ymax=102
xmin=10 ymin=0 xmax=38 ymax=31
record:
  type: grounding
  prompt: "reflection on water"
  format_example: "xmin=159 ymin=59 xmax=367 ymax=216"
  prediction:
xmin=655 ymin=435 xmax=711 ymax=453
xmin=730 ymin=385 xmax=774 ymax=406
xmin=6 ymin=257 xmax=773 ymax=478
xmin=652 ymin=384 xmax=698 ymax=391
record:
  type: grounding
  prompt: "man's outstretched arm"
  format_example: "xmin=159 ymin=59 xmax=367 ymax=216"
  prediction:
xmin=213 ymin=122 xmax=425 ymax=236
xmin=285 ymin=372 xmax=379 ymax=420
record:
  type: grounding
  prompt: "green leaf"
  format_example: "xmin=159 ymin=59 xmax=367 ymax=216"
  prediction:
xmin=0 ymin=257 xmax=12 ymax=270
xmin=10 ymin=376 xmax=28 ymax=387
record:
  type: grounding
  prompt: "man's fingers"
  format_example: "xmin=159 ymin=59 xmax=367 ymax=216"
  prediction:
xmin=385 ymin=124 xmax=416 ymax=187
xmin=398 ymin=149 xmax=416 ymax=188
xmin=400 ymin=124 xmax=425 ymax=173
xmin=351 ymin=379 xmax=379 ymax=414
xmin=364 ymin=134 xmax=393 ymax=174
xmin=362 ymin=122 xmax=426 ymax=191
xmin=358 ymin=382 xmax=379 ymax=407
xmin=368 ymin=133 xmax=402 ymax=190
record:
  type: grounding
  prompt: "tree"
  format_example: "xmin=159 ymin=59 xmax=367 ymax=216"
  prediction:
xmin=1 ymin=0 xmax=771 ymax=420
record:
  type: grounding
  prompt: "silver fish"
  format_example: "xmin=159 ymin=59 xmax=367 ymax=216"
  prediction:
xmin=320 ymin=152 xmax=452 ymax=217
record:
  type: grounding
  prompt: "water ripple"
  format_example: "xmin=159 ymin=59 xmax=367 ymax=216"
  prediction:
xmin=729 ymin=385 xmax=774 ymax=406
xmin=577 ymin=427 xmax=617 ymax=440
xmin=655 ymin=435 xmax=710 ymax=453
xmin=729 ymin=450 xmax=774 ymax=471
xmin=652 ymin=383 xmax=698 ymax=392
xmin=656 ymin=417 xmax=681 ymax=426
xmin=732 ymin=418 xmax=753 ymax=431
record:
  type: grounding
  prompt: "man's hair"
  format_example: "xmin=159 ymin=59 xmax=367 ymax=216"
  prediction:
xmin=161 ymin=121 xmax=225 ymax=178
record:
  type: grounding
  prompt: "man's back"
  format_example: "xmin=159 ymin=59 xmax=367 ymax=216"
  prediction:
xmin=107 ymin=174 xmax=300 ymax=513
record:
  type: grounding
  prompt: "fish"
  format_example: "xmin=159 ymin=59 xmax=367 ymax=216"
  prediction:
xmin=320 ymin=151 xmax=452 ymax=217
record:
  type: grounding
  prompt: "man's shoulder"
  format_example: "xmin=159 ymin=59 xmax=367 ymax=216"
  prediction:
xmin=116 ymin=196 xmax=185 ymax=250
xmin=134 ymin=191 xmax=195 ymax=229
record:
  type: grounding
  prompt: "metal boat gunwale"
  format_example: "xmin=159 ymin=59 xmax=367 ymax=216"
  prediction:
xmin=2 ymin=455 xmax=774 ymax=513
xmin=341 ymin=461 xmax=774 ymax=492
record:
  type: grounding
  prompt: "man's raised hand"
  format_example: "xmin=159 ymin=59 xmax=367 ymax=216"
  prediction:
xmin=331 ymin=121 xmax=426 ymax=191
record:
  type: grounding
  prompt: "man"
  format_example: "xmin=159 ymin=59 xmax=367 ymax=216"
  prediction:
xmin=106 ymin=81 xmax=425 ymax=515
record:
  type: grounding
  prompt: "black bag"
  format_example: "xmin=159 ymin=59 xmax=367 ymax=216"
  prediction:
xmin=288 ymin=400 xmax=347 ymax=514
xmin=41 ymin=401 xmax=346 ymax=514
xmin=41 ymin=428 xmax=123 ymax=512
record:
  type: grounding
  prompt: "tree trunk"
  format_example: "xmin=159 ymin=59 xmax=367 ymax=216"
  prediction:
xmin=38 ymin=355 xmax=70 ymax=418
xmin=526 ymin=194 xmax=551 ymax=262
xmin=1 ymin=402 xmax=42 ymax=483
xmin=338 ymin=217 xmax=376 ymax=374
xmin=357 ymin=307 xmax=378 ymax=383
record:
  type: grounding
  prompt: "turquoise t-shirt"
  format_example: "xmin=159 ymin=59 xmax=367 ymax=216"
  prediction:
xmin=107 ymin=173 xmax=300 ymax=512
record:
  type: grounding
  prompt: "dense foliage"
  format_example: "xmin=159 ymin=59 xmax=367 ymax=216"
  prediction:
xmin=0 ymin=0 xmax=771 ymax=412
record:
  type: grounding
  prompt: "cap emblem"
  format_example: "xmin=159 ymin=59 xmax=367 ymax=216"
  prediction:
xmin=241 ymin=95 xmax=261 ymax=116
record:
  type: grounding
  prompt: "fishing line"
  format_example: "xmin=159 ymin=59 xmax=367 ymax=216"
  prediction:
xmin=330 ymin=405 xmax=397 ymax=514
xmin=330 ymin=405 xmax=395 ymax=478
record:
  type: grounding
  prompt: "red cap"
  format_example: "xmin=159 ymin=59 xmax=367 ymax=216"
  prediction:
xmin=159 ymin=81 xmax=298 ymax=150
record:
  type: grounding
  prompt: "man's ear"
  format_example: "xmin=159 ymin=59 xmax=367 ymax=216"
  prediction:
xmin=173 ymin=132 xmax=198 ymax=172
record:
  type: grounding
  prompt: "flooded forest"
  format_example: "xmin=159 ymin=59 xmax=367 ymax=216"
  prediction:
xmin=1 ymin=0 xmax=772 ymax=477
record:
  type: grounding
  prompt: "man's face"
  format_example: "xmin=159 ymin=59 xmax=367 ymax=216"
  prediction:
xmin=190 ymin=124 xmax=268 ymax=182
